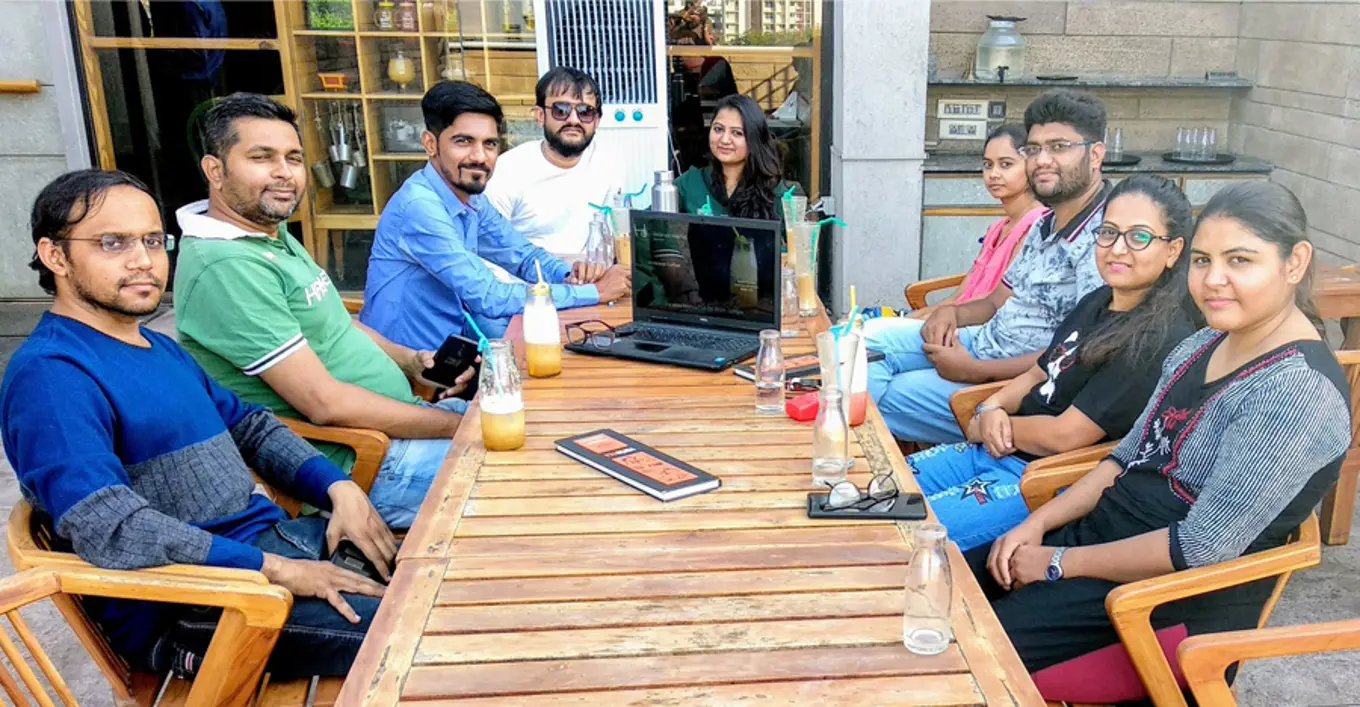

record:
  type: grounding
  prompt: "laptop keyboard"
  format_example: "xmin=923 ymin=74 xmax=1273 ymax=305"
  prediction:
xmin=618 ymin=324 xmax=756 ymax=353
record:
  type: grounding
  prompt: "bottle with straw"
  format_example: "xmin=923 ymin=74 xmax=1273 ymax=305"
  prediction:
xmin=523 ymin=260 xmax=562 ymax=378
xmin=790 ymin=216 xmax=848 ymax=318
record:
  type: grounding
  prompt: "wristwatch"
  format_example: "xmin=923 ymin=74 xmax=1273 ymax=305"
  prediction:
xmin=1045 ymin=547 xmax=1068 ymax=582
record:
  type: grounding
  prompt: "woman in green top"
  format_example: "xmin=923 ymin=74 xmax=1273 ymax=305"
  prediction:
xmin=674 ymin=94 xmax=800 ymax=221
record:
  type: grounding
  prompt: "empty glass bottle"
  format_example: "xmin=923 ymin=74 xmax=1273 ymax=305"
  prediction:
xmin=903 ymin=523 xmax=953 ymax=655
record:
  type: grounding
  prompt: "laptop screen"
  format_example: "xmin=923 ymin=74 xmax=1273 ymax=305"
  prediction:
xmin=629 ymin=211 xmax=781 ymax=332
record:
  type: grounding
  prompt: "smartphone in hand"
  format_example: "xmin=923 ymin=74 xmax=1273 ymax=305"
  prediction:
xmin=329 ymin=539 xmax=391 ymax=585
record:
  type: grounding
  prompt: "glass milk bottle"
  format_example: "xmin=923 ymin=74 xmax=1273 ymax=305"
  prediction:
xmin=753 ymin=330 xmax=784 ymax=414
xmin=479 ymin=340 xmax=526 ymax=451
xmin=816 ymin=330 xmax=863 ymax=428
xmin=608 ymin=189 xmax=632 ymax=267
xmin=731 ymin=232 xmax=759 ymax=309
xmin=903 ymin=523 xmax=953 ymax=655
xmin=842 ymin=320 xmax=869 ymax=427
xmin=812 ymin=386 xmax=849 ymax=487
xmin=523 ymin=262 xmax=562 ymax=378
xmin=590 ymin=211 xmax=614 ymax=265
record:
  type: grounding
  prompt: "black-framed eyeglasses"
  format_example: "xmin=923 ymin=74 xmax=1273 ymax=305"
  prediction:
xmin=822 ymin=474 xmax=900 ymax=513
xmin=60 ymin=233 xmax=176 ymax=254
xmin=1094 ymin=225 xmax=1175 ymax=251
xmin=565 ymin=319 xmax=616 ymax=348
xmin=546 ymin=101 xmax=599 ymax=124
xmin=1017 ymin=140 xmax=1095 ymax=158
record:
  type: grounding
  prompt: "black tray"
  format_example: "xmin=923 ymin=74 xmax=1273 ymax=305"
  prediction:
xmin=806 ymin=492 xmax=928 ymax=521
xmin=1103 ymin=154 xmax=1142 ymax=167
xmin=1161 ymin=152 xmax=1236 ymax=165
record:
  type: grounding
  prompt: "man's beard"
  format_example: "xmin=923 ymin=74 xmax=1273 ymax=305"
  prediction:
xmin=222 ymin=169 xmax=299 ymax=226
xmin=1030 ymin=151 xmax=1094 ymax=207
xmin=435 ymin=155 xmax=491 ymax=195
xmin=544 ymin=123 xmax=593 ymax=159
xmin=70 ymin=266 xmax=163 ymax=318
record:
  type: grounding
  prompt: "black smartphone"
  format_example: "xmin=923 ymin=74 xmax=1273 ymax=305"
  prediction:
xmin=422 ymin=334 xmax=480 ymax=387
xmin=329 ymin=539 xmax=390 ymax=585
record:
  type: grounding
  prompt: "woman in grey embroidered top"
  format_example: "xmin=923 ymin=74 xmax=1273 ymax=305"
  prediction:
xmin=962 ymin=181 xmax=1352 ymax=703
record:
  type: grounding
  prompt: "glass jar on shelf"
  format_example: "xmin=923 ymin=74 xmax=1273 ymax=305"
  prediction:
xmin=374 ymin=1 xmax=396 ymax=30
xmin=396 ymin=1 xmax=418 ymax=31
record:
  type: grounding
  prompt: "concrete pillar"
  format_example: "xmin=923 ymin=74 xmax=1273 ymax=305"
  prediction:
xmin=828 ymin=0 xmax=930 ymax=315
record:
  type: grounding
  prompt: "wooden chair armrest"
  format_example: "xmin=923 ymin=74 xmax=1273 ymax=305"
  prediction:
xmin=1106 ymin=514 xmax=1322 ymax=707
xmin=905 ymin=273 xmax=966 ymax=310
xmin=341 ymin=296 xmax=363 ymax=315
xmin=1179 ymin=618 xmax=1360 ymax=707
xmin=1022 ymin=441 xmax=1119 ymax=475
xmin=281 ymin=417 xmax=391 ymax=493
xmin=1018 ymin=460 xmax=1099 ymax=511
xmin=1335 ymin=349 xmax=1360 ymax=366
xmin=948 ymin=381 xmax=1009 ymax=433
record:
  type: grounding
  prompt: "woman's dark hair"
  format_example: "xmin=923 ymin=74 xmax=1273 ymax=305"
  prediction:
xmin=1079 ymin=174 xmax=1200 ymax=366
xmin=422 ymin=80 xmax=504 ymax=137
xmin=1023 ymin=89 xmax=1107 ymax=143
xmin=1197 ymin=181 xmax=1320 ymax=329
xmin=984 ymin=123 xmax=1028 ymax=153
xmin=202 ymin=92 xmax=300 ymax=161
xmin=29 ymin=169 xmax=156 ymax=295
xmin=707 ymin=94 xmax=782 ymax=221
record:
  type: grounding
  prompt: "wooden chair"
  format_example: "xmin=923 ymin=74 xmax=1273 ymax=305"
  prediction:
xmin=1019 ymin=462 xmax=1322 ymax=707
xmin=905 ymin=273 xmax=965 ymax=310
xmin=3 ymin=423 xmax=387 ymax=706
xmin=0 ymin=565 xmax=289 ymax=707
xmin=1318 ymin=350 xmax=1360 ymax=545
xmin=1178 ymin=618 xmax=1360 ymax=706
xmin=947 ymin=381 xmax=1121 ymax=482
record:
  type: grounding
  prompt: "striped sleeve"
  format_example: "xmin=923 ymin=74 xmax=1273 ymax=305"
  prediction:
xmin=1171 ymin=364 xmax=1352 ymax=569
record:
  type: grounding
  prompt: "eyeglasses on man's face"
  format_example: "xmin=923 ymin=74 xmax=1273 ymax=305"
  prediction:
xmin=1017 ymin=140 xmax=1096 ymax=159
xmin=545 ymin=101 xmax=599 ymax=124
xmin=61 ymin=233 xmax=176 ymax=254
xmin=1094 ymin=225 xmax=1174 ymax=251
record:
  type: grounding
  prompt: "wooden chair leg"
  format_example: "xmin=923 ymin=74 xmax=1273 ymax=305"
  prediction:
xmin=183 ymin=608 xmax=281 ymax=707
xmin=1320 ymin=451 xmax=1359 ymax=545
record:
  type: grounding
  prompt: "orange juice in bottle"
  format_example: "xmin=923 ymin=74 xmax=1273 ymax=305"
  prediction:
xmin=524 ymin=261 xmax=562 ymax=378
xmin=479 ymin=340 xmax=526 ymax=451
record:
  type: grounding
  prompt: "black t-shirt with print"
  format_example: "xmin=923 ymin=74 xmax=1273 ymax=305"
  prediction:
xmin=1014 ymin=286 xmax=1193 ymax=461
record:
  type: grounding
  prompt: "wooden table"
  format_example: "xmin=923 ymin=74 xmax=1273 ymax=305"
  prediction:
xmin=337 ymin=305 xmax=1043 ymax=706
xmin=1317 ymin=266 xmax=1360 ymax=349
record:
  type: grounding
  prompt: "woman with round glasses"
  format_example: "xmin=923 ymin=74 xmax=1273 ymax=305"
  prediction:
xmin=968 ymin=181 xmax=1351 ymax=703
xmin=908 ymin=175 xmax=1199 ymax=552
xmin=674 ymin=94 xmax=801 ymax=221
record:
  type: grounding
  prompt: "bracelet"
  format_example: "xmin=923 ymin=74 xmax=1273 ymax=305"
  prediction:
xmin=974 ymin=403 xmax=1004 ymax=417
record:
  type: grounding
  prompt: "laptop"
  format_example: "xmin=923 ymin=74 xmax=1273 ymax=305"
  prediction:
xmin=565 ymin=211 xmax=782 ymax=371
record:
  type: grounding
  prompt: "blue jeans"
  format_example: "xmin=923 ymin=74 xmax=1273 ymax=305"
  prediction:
xmin=909 ymin=443 xmax=1030 ymax=551
xmin=369 ymin=397 xmax=469 ymax=528
xmin=149 ymin=517 xmax=378 ymax=680
xmin=865 ymin=319 xmax=981 ymax=443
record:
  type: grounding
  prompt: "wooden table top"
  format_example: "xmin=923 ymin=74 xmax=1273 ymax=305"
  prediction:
xmin=338 ymin=304 xmax=1043 ymax=706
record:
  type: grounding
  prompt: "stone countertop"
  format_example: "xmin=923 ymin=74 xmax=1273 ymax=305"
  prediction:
xmin=928 ymin=74 xmax=1253 ymax=89
xmin=923 ymin=152 xmax=1273 ymax=175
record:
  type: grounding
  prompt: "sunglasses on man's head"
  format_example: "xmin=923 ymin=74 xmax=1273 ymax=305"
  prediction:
xmin=546 ymin=102 xmax=599 ymax=124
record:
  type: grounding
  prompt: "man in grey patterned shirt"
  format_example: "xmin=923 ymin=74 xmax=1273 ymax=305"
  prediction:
xmin=867 ymin=90 xmax=1110 ymax=444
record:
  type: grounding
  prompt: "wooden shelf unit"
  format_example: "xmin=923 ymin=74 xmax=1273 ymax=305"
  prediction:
xmin=279 ymin=0 xmax=540 ymax=273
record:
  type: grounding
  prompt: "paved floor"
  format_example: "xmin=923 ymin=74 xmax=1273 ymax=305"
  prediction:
xmin=0 ymin=302 xmax=1356 ymax=705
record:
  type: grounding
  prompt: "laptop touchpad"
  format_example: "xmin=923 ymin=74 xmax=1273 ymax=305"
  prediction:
xmin=634 ymin=342 xmax=670 ymax=353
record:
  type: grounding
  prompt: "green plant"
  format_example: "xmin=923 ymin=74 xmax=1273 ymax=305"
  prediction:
xmin=307 ymin=0 xmax=355 ymax=30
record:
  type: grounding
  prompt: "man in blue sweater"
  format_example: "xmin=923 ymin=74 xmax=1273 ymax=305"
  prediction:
xmin=3 ymin=169 xmax=393 ymax=680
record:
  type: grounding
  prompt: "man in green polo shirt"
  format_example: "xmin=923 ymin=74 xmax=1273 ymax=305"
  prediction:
xmin=174 ymin=93 xmax=473 ymax=529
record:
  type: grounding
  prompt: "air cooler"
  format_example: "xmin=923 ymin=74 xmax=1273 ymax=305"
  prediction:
xmin=533 ymin=0 xmax=669 ymax=201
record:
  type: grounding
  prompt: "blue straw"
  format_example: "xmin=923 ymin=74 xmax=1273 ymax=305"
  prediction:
xmin=461 ymin=310 xmax=489 ymax=353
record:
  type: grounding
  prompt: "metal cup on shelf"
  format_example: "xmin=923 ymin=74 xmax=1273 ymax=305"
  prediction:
xmin=312 ymin=161 xmax=337 ymax=188
xmin=338 ymin=162 xmax=360 ymax=189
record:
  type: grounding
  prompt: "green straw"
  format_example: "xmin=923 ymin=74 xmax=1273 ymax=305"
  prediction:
xmin=809 ymin=218 xmax=847 ymax=276
xmin=699 ymin=196 xmax=714 ymax=216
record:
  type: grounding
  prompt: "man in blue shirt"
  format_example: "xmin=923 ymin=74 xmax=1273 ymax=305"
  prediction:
xmin=361 ymin=81 xmax=631 ymax=347
xmin=6 ymin=169 xmax=394 ymax=680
